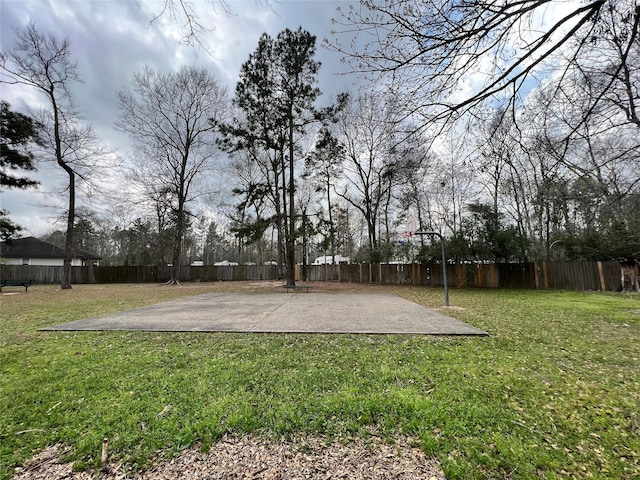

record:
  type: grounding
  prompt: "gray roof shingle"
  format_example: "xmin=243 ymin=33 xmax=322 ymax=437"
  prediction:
xmin=0 ymin=236 xmax=101 ymax=260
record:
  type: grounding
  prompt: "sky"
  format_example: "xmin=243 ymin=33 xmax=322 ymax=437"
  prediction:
xmin=0 ymin=0 xmax=361 ymax=236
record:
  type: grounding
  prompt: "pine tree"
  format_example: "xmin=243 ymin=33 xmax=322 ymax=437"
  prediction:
xmin=0 ymin=101 xmax=40 ymax=240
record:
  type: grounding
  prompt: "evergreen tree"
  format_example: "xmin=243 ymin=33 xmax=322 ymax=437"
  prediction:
xmin=224 ymin=27 xmax=322 ymax=286
xmin=0 ymin=101 xmax=40 ymax=240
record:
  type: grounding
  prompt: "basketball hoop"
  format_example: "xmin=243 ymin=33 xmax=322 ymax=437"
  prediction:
xmin=406 ymin=213 xmax=417 ymax=236
xmin=396 ymin=212 xmax=418 ymax=244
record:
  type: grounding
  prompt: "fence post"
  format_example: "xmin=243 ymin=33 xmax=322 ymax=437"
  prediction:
xmin=597 ymin=261 xmax=606 ymax=291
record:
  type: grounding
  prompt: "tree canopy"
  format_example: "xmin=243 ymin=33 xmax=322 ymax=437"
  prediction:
xmin=330 ymin=0 xmax=639 ymax=128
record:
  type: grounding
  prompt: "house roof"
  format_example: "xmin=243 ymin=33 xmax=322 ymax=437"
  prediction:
xmin=0 ymin=236 xmax=102 ymax=260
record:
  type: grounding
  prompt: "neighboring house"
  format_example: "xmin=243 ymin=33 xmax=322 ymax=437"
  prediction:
xmin=0 ymin=236 xmax=101 ymax=266
xmin=312 ymin=255 xmax=350 ymax=265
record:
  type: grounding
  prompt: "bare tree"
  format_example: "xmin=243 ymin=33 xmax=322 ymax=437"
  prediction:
xmin=470 ymin=109 xmax=516 ymax=216
xmin=527 ymin=80 xmax=640 ymax=258
xmin=149 ymin=0 xmax=229 ymax=46
xmin=430 ymin=130 xmax=479 ymax=237
xmin=1 ymin=23 xmax=110 ymax=288
xmin=329 ymin=0 xmax=639 ymax=127
xmin=334 ymin=92 xmax=409 ymax=262
xmin=304 ymin=127 xmax=344 ymax=263
xmin=117 ymin=65 xmax=229 ymax=283
xmin=223 ymin=151 xmax=273 ymax=264
xmin=566 ymin=1 xmax=640 ymax=130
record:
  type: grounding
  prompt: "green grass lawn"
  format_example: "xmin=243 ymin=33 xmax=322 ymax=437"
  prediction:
xmin=1 ymin=282 xmax=638 ymax=479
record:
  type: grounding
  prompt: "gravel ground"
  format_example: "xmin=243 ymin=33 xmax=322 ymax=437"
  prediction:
xmin=13 ymin=435 xmax=446 ymax=479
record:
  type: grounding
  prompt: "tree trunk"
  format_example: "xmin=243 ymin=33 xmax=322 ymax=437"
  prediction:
xmin=280 ymin=148 xmax=289 ymax=282
xmin=286 ymin=112 xmax=296 ymax=287
xmin=272 ymin=159 xmax=285 ymax=279
xmin=61 ymin=170 xmax=75 ymax=289
xmin=327 ymin=173 xmax=336 ymax=263
xmin=52 ymin=95 xmax=74 ymax=290
xmin=168 ymin=199 xmax=185 ymax=285
xmin=169 ymin=234 xmax=182 ymax=284
xmin=301 ymin=211 xmax=308 ymax=281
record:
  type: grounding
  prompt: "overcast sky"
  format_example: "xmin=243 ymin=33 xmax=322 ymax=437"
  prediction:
xmin=1 ymin=0 xmax=361 ymax=236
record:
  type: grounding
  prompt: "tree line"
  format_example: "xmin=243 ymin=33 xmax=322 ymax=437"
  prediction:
xmin=1 ymin=1 xmax=639 ymax=287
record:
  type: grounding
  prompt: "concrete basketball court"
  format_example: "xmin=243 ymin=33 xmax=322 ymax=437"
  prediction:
xmin=40 ymin=292 xmax=488 ymax=335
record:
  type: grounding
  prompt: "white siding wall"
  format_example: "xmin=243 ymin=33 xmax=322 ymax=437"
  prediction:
xmin=2 ymin=258 xmax=85 ymax=266
xmin=33 ymin=258 xmax=66 ymax=266
xmin=1 ymin=258 xmax=24 ymax=265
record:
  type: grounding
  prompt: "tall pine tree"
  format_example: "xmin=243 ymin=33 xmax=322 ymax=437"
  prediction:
xmin=0 ymin=101 xmax=40 ymax=240
xmin=225 ymin=27 xmax=321 ymax=286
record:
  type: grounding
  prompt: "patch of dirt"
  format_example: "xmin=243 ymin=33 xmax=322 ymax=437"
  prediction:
xmin=235 ymin=281 xmax=395 ymax=295
xmin=13 ymin=435 xmax=446 ymax=479
xmin=432 ymin=306 xmax=466 ymax=312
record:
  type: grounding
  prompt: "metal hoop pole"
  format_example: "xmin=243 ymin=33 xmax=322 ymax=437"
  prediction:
xmin=415 ymin=231 xmax=450 ymax=307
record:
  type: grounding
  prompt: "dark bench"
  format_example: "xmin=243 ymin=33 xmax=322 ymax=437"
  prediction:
xmin=0 ymin=279 xmax=34 ymax=292
xmin=282 ymin=284 xmax=312 ymax=293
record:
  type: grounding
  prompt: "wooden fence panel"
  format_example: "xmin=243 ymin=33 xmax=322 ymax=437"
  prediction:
xmin=602 ymin=261 xmax=622 ymax=291
xmin=0 ymin=265 xmax=64 ymax=284
xmin=423 ymin=264 xmax=455 ymax=287
xmin=380 ymin=264 xmax=400 ymax=284
xmin=549 ymin=262 xmax=599 ymax=290
xmin=497 ymin=263 xmax=536 ymax=289
xmin=249 ymin=265 xmax=278 ymax=281
xmin=336 ymin=264 xmax=361 ymax=283
xmin=304 ymin=265 xmax=338 ymax=282
xmin=464 ymin=264 xmax=478 ymax=288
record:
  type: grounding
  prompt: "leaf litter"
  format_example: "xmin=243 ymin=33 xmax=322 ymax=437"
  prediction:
xmin=13 ymin=434 xmax=446 ymax=479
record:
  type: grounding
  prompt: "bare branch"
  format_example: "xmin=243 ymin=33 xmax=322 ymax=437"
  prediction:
xmin=327 ymin=0 xmax=639 ymax=128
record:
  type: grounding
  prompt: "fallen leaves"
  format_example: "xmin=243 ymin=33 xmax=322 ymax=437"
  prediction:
xmin=13 ymin=435 xmax=447 ymax=479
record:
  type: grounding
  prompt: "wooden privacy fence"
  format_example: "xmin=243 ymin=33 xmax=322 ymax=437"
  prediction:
xmin=301 ymin=261 xmax=622 ymax=291
xmin=0 ymin=264 xmax=96 ymax=285
xmin=0 ymin=261 xmax=625 ymax=291
xmin=0 ymin=264 xmax=277 ymax=285
xmin=92 ymin=265 xmax=278 ymax=283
